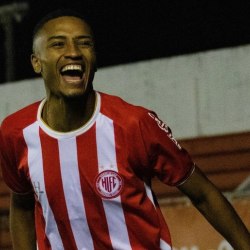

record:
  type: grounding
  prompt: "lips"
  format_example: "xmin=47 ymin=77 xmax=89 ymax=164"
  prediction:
xmin=60 ymin=64 xmax=85 ymax=83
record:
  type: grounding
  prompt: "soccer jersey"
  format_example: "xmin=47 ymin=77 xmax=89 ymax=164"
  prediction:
xmin=0 ymin=91 xmax=194 ymax=250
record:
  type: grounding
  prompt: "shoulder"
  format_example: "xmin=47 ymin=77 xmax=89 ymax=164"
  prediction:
xmin=99 ymin=92 xmax=150 ymax=124
xmin=1 ymin=101 xmax=41 ymax=137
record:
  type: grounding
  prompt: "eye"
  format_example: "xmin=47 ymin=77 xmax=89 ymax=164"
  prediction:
xmin=51 ymin=41 xmax=65 ymax=48
xmin=77 ymin=40 xmax=94 ymax=48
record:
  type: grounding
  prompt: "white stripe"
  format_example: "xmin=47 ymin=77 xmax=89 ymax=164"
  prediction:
xmin=160 ymin=239 xmax=172 ymax=250
xmin=23 ymin=122 xmax=64 ymax=250
xmin=96 ymin=113 xmax=131 ymax=250
xmin=58 ymin=137 xmax=94 ymax=250
xmin=144 ymin=183 xmax=155 ymax=207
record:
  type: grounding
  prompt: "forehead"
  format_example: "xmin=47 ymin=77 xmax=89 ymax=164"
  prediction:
xmin=39 ymin=16 xmax=93 ymax=38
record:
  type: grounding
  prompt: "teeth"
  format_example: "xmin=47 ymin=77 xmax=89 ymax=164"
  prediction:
xmin=61 ymin=64 xmax=83 ymax=72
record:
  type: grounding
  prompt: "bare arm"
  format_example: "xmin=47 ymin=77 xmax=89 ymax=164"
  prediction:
xmin=178 ymin=166 xmax=250 ymax=250
xmin=10 ymin=191 xmax=36 ymax=250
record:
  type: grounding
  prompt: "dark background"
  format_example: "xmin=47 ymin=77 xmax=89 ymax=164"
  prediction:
xmin=1 ymin=0 xmax=250 ymax=83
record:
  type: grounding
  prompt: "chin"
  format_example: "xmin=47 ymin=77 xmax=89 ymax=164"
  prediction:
xmin=61 ymin=87 xmax=93 ymax=100
xmin=61 ymin=91 xmax=86 ymax=99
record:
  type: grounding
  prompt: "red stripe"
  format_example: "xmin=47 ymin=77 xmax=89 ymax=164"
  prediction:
xmin=39 ymin=129 xmax=77 ymax=250
xmin=35 ymin=202 xmax=51 ymax=250
xmin=156 ymin=205 xmax=172 ymax=244
xmin=76 ymin=126 xmax=113 ymax=249
xmin=19 ymin=135 xmax=52 ymax=249
xmin=114 ymin=123 xmax=165 ymax=248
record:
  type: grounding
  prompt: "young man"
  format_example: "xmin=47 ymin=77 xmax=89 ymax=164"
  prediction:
xmin=0 ymin=9 xmax=250 ymax=250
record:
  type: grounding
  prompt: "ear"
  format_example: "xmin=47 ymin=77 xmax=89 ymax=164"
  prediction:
xmin=31 ymin=54 xmax=42 ymax=74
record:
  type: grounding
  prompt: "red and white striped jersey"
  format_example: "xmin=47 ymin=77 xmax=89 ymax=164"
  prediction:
xmin=0 ymin=92 xmax=194 ymax=250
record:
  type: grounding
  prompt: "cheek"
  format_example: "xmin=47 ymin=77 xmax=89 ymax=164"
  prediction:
xmin=85 ymin=49 xmax=96 ymax=63
xmin=88 ymin=55 xmax=97 ymax=71
xmin=41 ymin=66 xmax=60 ymax=91
xmin=41 ymin=61 xmax=57 ymax=76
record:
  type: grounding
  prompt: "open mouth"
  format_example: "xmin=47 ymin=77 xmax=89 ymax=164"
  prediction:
xmin=60 ymin=64 xmax=85 ymax=82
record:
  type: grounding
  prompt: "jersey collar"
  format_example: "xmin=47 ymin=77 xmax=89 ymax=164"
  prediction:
xmin=37 ymin=92 xmax=101 ymax=139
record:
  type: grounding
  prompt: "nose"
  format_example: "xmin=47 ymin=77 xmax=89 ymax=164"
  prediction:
xmin=64 ymin=43 xmax=82 ymax=59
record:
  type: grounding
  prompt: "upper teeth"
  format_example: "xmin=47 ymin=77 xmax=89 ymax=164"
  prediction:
xmin=61 ymin=65 xmax=83 ymax=72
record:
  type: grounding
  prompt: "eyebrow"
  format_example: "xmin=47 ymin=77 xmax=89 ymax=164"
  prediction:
xmin=47 ymin=35 xmax=93 ymax=41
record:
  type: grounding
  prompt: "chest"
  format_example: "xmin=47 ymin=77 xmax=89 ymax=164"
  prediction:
xmin=22 ymin=122 xmax=144 ymax=203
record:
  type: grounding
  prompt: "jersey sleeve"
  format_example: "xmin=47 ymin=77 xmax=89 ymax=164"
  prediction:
xmin=139 ymin=111 xmax=195 ymax=186
xmin=0 ymin=124 xmax=32 ymax=194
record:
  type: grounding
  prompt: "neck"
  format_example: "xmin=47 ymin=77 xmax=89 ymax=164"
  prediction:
xmin=42 ymin=90 xmax=96 ymax=132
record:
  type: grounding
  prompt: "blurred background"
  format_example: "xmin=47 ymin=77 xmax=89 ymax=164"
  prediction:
xmin=1 ymin=0 xmax=250 ymax=83
xmin=0 ymin=1 xmax=250 ymax=249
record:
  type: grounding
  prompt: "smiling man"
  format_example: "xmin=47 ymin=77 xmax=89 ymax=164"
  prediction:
xmin=0 ymin=9 xmax=250 ymax=250
xmin=31 ymin=12 xmax=97 ymax=132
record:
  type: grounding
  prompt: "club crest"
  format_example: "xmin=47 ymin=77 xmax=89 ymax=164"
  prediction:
xmin=95 ymin=170 xmax=123 ymax=199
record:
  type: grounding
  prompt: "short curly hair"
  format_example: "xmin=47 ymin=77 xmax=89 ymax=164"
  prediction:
xmin=32 ymin=9 xmax=92 ymax=52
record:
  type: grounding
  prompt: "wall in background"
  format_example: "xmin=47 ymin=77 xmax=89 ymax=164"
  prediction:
xmin=1 ymin=44 xmax=250 ymax=250
xmin=1 ymin=44 xmax=250 ymax=138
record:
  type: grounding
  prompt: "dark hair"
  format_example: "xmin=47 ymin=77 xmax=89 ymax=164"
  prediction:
xmin=32 ymin=9 xmax=90 ymax=40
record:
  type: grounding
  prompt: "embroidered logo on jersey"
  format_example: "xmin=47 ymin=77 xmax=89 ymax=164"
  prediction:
xmin=148 ymin=112 xmax=182 ymax=150
xmin=95 ymin=170 xmax=123 ymax=199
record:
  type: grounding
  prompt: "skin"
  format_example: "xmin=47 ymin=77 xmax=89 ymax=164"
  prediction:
xmin=31 ymin=16 xmax=97 ymax=132
xmin=10 ymin=192 xmax=36 ymax=250
xmin=179 ymin=168 xmax=250 ymax=249
xmin=9 ymin=15 xmax=250 ymax=250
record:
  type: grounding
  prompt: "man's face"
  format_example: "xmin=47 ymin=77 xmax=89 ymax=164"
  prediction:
xmin=31 ymin=16 xmax=96 ymax=98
